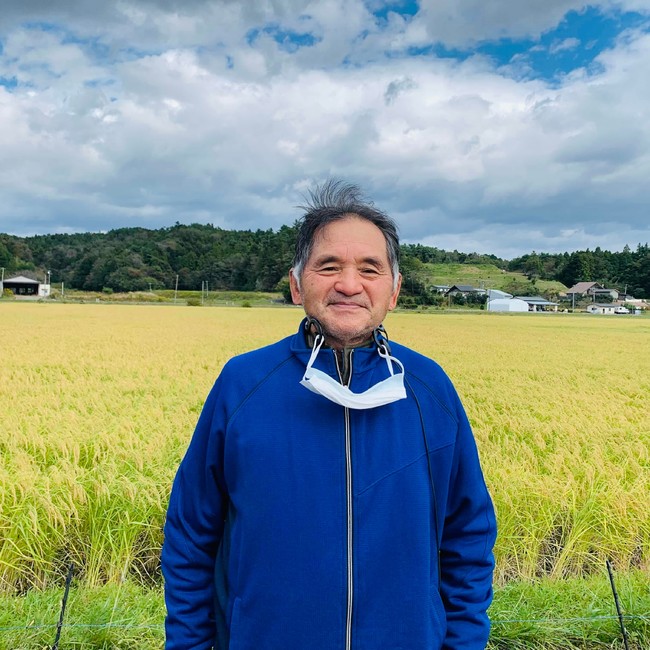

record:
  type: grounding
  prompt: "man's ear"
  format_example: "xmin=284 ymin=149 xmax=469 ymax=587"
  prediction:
xmin=289 ymin=269 xmax=303 ymax=305
xmin=388 ymin=272 xmax=402 ymax=311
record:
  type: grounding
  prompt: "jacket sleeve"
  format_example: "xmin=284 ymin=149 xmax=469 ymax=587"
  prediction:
xmin=161 ymin=376 xmax=229 ymax=650
xmin=440 ymin=402 xmax=497 ymax=650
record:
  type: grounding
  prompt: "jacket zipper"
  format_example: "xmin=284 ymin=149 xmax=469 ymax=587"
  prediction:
xmin=344 ymin=404 xmax=353 ymax=650
xmin=334 ymin=350 xmax=354 ymax=650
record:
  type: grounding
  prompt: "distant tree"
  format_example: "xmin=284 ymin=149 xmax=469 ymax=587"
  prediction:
xmin=0 ymin=239 xmax=12 ymax=269
xmin=522 ymin=252 xmax=543 ymax=281
xmin=275 ymin=277 xmax=292 ymax=303
xmin=630 ymin=251 xmax=650 ymax=298
xmin=558 ymin=252 xmax=594 ymax=287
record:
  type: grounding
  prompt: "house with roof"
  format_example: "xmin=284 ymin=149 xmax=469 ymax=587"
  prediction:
xmin=593 ymin=287 xmax=619 ymax=300
xmin=587 ymin=304 xmax=617 ymax=315
xmin=445 ymin=285 xmax=485 ymax=297
xmin=566 ymin=281 xmax=604 ymax=296
xmin=565 ymin=282 xmax=618 ymax=300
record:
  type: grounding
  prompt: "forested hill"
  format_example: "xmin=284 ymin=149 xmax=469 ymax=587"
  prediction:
xmin=0 ymin=224 xmax=648 ymax=299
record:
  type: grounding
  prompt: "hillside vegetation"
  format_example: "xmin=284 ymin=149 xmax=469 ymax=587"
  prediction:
xmin=401 ymin=261 xmax=567 ymax=295
xmin=1 ymin=224 xmax=648 ymax=301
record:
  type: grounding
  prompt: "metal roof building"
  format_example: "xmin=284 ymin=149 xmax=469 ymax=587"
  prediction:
xmin=2 ymin=275 xmax=50 ymax=297
xmin=515 ymin=296 xmax=559 ymax=312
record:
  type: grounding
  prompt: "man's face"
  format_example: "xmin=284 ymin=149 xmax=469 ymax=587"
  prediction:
xmin=289 ymin=215 xmax=401 ymax=348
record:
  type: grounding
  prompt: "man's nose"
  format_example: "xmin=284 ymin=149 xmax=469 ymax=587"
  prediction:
xmin=334 ymin=268 xmax=363 ymax=295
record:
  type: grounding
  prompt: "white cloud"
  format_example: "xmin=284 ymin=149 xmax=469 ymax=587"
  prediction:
xmin=0 ymin=1 xmax=649 ymax=257
xmin=412 ymin=0 xmax=649 ymax=47
xmin=414 ymin=0 xmax=585 ymax=47
xmin=549 ymin=37 xmax=581 ymax=53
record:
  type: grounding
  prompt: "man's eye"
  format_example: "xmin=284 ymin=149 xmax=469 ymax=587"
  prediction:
xmin=361 ymin=268 xmax=379 ymax=275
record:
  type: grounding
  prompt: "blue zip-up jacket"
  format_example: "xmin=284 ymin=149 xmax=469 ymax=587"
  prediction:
xmin=162 ymin=322 xmax=496 ymax=649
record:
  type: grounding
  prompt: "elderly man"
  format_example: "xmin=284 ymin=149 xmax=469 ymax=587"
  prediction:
xmin=162 ymin=181 xmax=497 ymax=650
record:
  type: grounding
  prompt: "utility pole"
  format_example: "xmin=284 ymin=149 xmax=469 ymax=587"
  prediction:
xmin=174 ymin=274 xmax=179 ymax=304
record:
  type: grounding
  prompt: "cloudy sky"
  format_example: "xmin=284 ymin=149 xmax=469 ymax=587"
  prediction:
xmin=1 ymin=0 xmax=649 ymax=259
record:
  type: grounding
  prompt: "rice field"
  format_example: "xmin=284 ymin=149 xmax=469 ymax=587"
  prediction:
xmin=0 ymin=302 xmax=649 ymax=594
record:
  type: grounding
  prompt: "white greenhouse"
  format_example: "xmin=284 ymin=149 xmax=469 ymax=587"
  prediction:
xmin=487 ymin=298 xmax=530 ymax=312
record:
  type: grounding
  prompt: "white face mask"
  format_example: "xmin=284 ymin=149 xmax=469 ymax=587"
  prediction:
xmin=300 ymin=334 xmax=407 ymax=410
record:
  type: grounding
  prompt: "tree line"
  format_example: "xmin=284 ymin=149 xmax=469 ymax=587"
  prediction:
xmin=506 ymin=246 xmax=650 ymax=298
xmin=1 ymin=224 xmax=648 ymax=299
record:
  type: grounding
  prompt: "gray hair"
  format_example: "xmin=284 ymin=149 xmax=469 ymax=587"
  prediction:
xmin=292 ymin=180 xmax=400 ymax=290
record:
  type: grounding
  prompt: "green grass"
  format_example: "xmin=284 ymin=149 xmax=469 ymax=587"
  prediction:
xmin=489 ymin=570 xmax=650 ymax=649
xmin=411 ymin=262 xmax=567 ymax=295
xmin=1 ymin=571 xmax=648 ymax=649
xmin=0 ymin=582 xmax=164 ymax=650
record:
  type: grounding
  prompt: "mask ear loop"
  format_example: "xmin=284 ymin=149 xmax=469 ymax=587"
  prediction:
xmin=375 ymin=324 xmax=404 ymax=378
xmin=304 ymin=333 xmax=325 ymax=376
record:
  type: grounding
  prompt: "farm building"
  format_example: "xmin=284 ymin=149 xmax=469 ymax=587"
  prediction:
xmin=586 ymin=304 xmax=617 ymax=315
xmin=487 ymin=298 xmax=529 ymax=312
xmin=486 ymin=289 xmax=513 ymax=300
xmin=487 ymin=295 xmax=558 ymax=312
xmin=2 ymin=275 xmax=50 ymax=297
xmin=515 ymin=296 xmax=559 ymax=312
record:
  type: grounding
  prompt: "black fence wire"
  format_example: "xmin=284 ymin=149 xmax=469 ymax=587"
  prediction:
xmin=1 ymin=614 xmax=650 ymax=631
xmin=0 ymin=615 xmax=649 ymax=649
xmin=0 ymin=561 xmax=648 ymax=648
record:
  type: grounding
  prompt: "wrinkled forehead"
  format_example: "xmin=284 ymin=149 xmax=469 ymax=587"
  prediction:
xmin=310 ymin=214 xmax=391 ymax=261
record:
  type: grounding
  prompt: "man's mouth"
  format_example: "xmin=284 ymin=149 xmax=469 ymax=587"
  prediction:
xmin=329 ymin=300 xmax=364 ymax=306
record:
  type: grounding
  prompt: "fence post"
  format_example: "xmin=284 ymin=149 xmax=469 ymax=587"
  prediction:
xmin=52 ymin=563 xmax=74 ymax=650
xmin=606 ymin=559 xmax=630 ymax=650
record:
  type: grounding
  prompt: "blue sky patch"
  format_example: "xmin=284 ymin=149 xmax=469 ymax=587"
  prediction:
xmin=401 ymin=7 xmax=648 ymax=83
xmin=247 ymin=25 xmax=320 ymax=53
xmin=370 ymin=0 xmax=419 ymax=21
xmin=0 ymin=75 xmax=18 ymax=89
xmin=22 ymin=20 xmax=61 ymax=33
xmin=482 ymin=7 xmax=648 ymax=81
xmin=62 ymin=33 xmax=113 ymax=63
